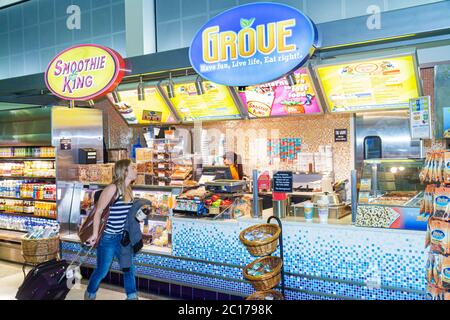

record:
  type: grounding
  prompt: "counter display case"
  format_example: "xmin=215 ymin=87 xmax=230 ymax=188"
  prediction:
xmin=78 ymin=184 xmax=180 ymax=255
xmin=356 ymin=159 xmax=427 ymax=231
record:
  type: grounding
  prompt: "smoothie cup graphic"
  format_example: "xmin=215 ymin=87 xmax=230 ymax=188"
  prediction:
xmin=246 ymin=88 xmax=274 ymax=117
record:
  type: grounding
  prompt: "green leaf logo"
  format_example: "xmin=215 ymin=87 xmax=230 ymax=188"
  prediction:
xmin=68 ymin=71 xmax=78 ymax=81
xmin=240 ymin=17 xmax=255 ymax=29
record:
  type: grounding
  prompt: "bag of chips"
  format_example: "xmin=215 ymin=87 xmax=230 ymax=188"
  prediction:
xmin=421 ymin=185 xmax=436 ymax=220
xmin=426 ymin=252 xmax=436 ymax=284
xmin=444 ymin=152 xmax=450 ymax=183
xmin=437 ymin=255 xmax=450 ymax=289
xmin=429 ymin=218 xmax=450 ymax=255
xmin=420 ymin=152 xmax=431 ymax=183
xmin=426 ymin=284 xmax=447 ymax=300
xmin=433 ymin=186 xmax=450 ymax=219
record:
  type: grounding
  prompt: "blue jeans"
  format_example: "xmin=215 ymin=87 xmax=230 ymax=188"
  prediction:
xmin=86 ymin=233 xmax=137 ymax=299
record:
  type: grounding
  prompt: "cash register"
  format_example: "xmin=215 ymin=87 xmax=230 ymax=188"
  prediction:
xmin=199 ymin=166 xmax=233 ymax=182
xmin=198 ymin=166 xmax=246 ymax=193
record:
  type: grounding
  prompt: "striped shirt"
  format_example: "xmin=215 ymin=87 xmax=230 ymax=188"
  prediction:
xmin=104 ymin=195 xmax=133 ymax=235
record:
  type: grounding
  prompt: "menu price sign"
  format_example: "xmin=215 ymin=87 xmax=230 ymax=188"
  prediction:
xmin=112 ymin=87 xmax=176 ymax=125
xmin=168 ymin=81 xmax=241 ymax=122
xmin=409 ymin=96 xmax=432 ymax=140
xmin=334 ymin=129 xmax=348 ymax=142
xmin=317 ymin=55 xmax=420 ymax=113
xmin=273 ymin=171 xmax=293 ymax=193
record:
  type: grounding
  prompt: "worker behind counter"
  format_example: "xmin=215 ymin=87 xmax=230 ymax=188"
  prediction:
xmin=222 ymin=151 xmax=244 ymax=180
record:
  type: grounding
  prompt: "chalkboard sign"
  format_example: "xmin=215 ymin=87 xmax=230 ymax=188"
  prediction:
xmin=273 ymin=171 xmax=293 ymax=193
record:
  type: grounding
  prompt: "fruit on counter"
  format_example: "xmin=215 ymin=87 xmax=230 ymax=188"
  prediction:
xmin=211 ymin=194 xmax=221 ymax=202
xmin=212 ymin=200 xmax=222 ymax=208
xmin=221 ymin=199 xmax=233 ymax=206
xmin=204 ymin=199 xmax=212 ymax=206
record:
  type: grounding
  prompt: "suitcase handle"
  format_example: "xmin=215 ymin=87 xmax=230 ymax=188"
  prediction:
xmin=61 ymin=245 xmax=95 ymax=285
xmin=68 ymin=244 xmax=95 ymax=269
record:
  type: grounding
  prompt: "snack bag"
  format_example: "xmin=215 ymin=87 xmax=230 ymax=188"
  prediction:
xmin=426 ymin=252 xmax=435 ymax=284
xmin=438 ymin=151 xmax=445 ymax=182
xmin=444 ymin=152 xmax=450 ymax=183
xmin=429 ymin=218 xmax=450 ymax=255
xmin=426 ymin=284 xmax=446 ymax=300
xmin=420 ymin=198 xmax=425 ymax=217
xmin=428 ymin=185 xmax=436 ymax=218
xmin=421 ymin=185 xmax=435 ymax=220
xmin=426 ymin=152 xmax=434 ymax=182
xmin=438 ymin=256 xmax=450 ymax=290
xmin=433 ymin=151 xmax=439 ymax=182
xmin=426 ymin=219 xmax=431 ymax=249
xmin=420 ymin=153 xmax=430 ymax=183
xmin=433 ymin=186 xmax=450 ymax=219
xmin=434 ymin=254 xmax=442 ymax=286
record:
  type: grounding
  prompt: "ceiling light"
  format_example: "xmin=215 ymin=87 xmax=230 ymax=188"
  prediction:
xmin=137 ymin=76 xmax=145 ymax=101
xmin=286 ymin=73 xmax=297 ymax=87
xmin=167 ymin=73 xmax=175 ymax=99
xmin=111 ymin=89 xmax=121 ymax=104
xmin=195 ymin=76 xmax=204 ymax=95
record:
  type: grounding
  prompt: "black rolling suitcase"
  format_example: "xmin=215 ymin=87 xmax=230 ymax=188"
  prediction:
xmin=16 ymin=246 xmax=92 ymax=300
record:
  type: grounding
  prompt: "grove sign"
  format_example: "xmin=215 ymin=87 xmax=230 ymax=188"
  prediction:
xmin=189 ymin=3 xmax=318 ymax=87
xmin=45 ymin=44 xmax=126 ymax=101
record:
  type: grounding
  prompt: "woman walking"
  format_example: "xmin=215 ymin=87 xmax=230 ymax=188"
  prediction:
xmin=84 ymin=159 xmax=138 ymax=300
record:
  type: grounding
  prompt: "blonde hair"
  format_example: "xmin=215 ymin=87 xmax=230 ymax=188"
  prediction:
xmin=113 ymin=159 xmax=133 ymax=203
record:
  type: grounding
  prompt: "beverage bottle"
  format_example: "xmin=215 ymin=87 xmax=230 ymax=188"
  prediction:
xmin=9 ymin=181 xmax=13 ymax=197
xmin=35 ymin=202 xmax=40 ymax=217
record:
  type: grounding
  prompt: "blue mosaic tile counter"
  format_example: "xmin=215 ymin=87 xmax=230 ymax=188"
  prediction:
xmin=61 ymin=217 xmax=427 ymax=300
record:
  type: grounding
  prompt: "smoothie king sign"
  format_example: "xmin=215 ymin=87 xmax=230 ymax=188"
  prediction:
xmin=45 ymin=44 xmax=126 ymax=101
xmin=189 ymin=3 xmax=318 ymax=86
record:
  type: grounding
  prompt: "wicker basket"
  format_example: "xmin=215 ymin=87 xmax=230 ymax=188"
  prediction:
xmin=246 ymin=290 xmax=284 ymax=301
xmin=243 ymin=256 xmax=282 ymax=291
xmin=21 ymin=235 xmax=60 ymax=265
xmin=239 ymin=224 xmax=281 ymax=257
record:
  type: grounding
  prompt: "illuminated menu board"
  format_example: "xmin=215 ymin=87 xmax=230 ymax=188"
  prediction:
xmin=239 ymin=68 xmax=321 ymax=117
xmin=167 ymin=81 xmax=241 ymax=122
xmin=112 ymin=87 xmax=176 ymax=125
xmin=316 ymin=55 xmax=420 ymax=113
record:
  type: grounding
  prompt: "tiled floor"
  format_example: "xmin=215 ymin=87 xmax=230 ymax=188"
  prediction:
xmin=0 ymin=260 xmax=169 ymax=300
